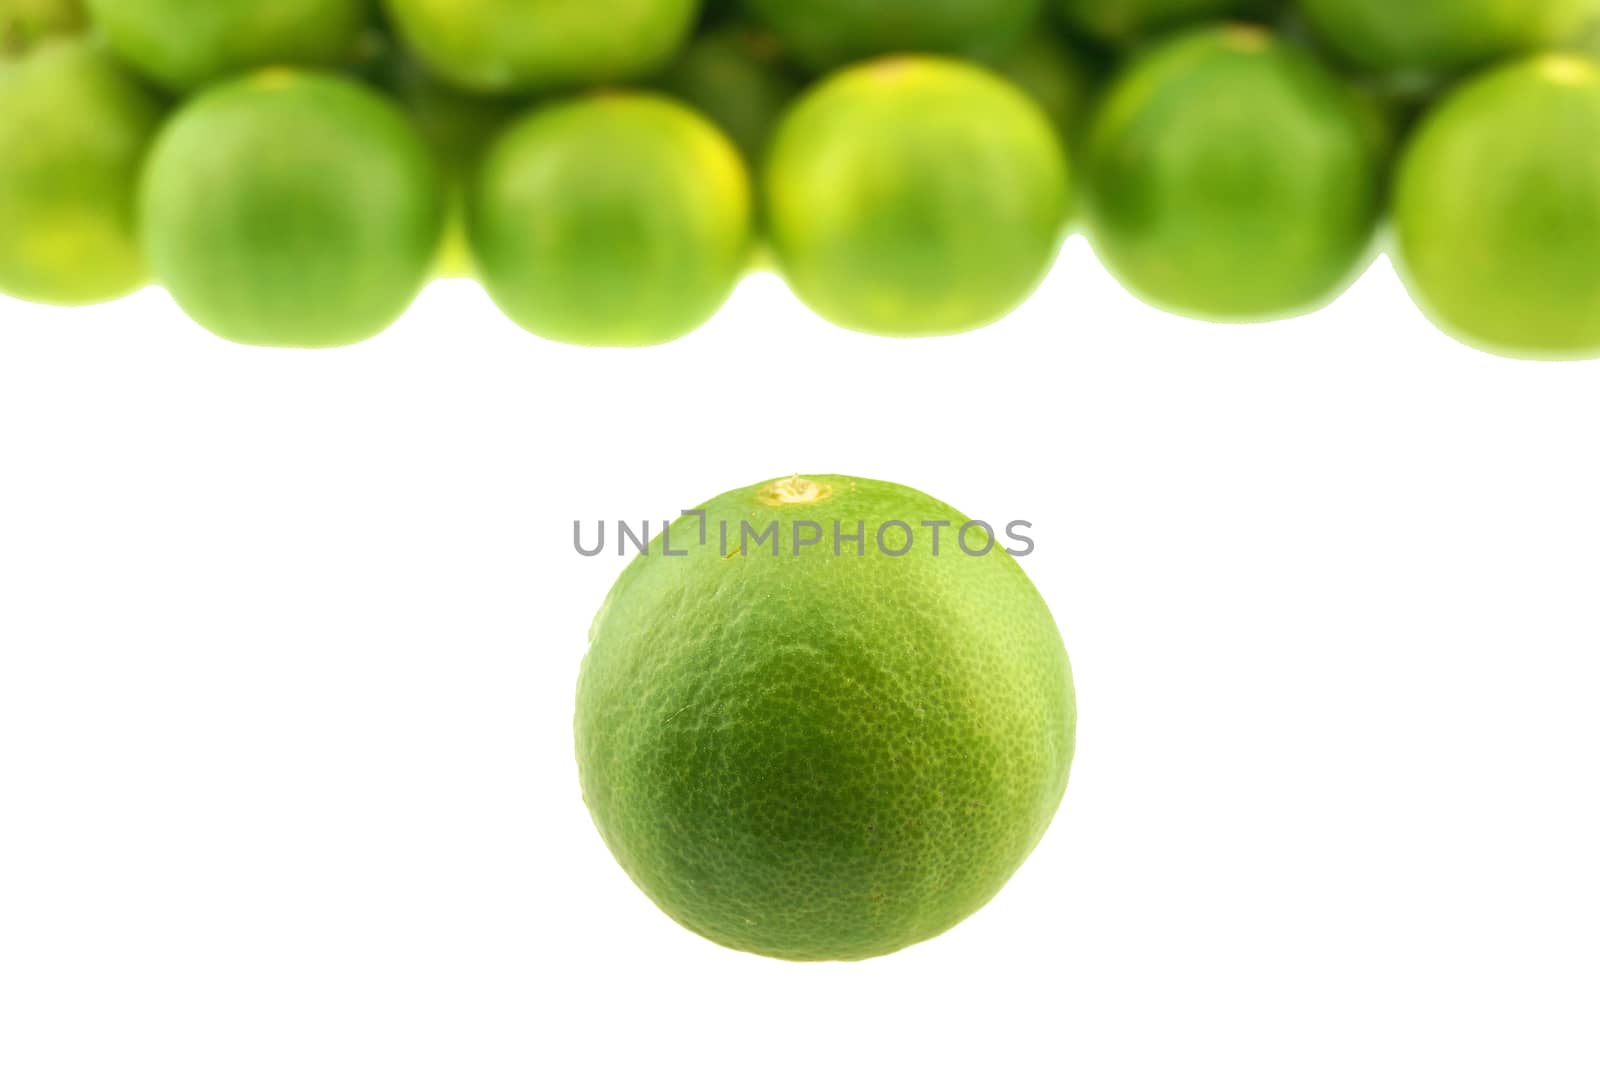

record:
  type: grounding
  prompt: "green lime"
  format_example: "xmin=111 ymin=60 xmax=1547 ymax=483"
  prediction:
xmin=1299 ymin=0 xmax=1599 ymax=79
xmin=140 ymin=70 xmax=443 ymax=348
xmin=576 ymin=474 xmax=1076 ymax=962
xmin=1054 ymin=0 xmax=1267 ymax=47
xmin=1082 ymin=25 xmax=1384 ymax=322
xmin=764 ymin=56 xmax=1070 ymax=337
xmin=1 ymin=0 xmax=84 ymax=55
xmin=654 ymin=23 xmax=801 ymax=165
xmin=0 ymin=40 xmax=163 ymax=306
xmin=1394 ymin=54 xmax=1600 ymax=360
xmin=468 ymin=93 xmax=752 ymax=347
xmin=737 ymin=0 xmax=1038 ymax=70
xmin=380 ymin=0 xmax=698 ymax=94
xmin=85 ymin=0 xmax=368 ymax=92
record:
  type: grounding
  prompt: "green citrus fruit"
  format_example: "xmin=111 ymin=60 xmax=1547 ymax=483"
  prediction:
xmin=764 ymin=56 xmax=1070 ymax=337
xmin=1298 ymin=0 xmax=1599 ymax=79
xmin=140 ymin=70 xmax=444 ymax=348
xmin=380 ymin=0 xmax=699 ymax=94
xmin=1054 ymin=0 xmax=1267 ymax=47
xmin=1082 ymin=25 xmax=1385 ymax=322
xmin=576 ymin=474 xmax=1076 ymax=962
xmin=1 ymin=0 xmax=84 ymax=55
xmin=655 ymin=23 xmax=801 ymax=164
xmin=0 ymin=40 xmax=163 ymax=306
xmin=1394 ymin=54 xmax=1600 ymax=360
xmin=988 ymin=24 xmax=1101 ymax=148
xmin=85 ymin=0 xmax=368 ymax=92
xmin=738 ymin=0 xmax=1038 ymax=71
xmin=468 ymin=93 xmax=752 ymax=347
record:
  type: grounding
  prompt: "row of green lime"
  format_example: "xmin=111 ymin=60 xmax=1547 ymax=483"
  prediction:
xmin=2 ymin=3 xmax=1599 ymax=357
xmin=9 ymin=1 xmax=1590 ymax=91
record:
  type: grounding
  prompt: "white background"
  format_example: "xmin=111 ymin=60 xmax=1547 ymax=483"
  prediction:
xmin=3 ymin=243 xmax=1598 ymax=1065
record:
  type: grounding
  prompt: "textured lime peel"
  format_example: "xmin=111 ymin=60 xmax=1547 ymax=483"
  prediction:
xmin=575 ymin=475 xmax=1077 ymax=962
xmin=757 ymin=476 xmax=833 ymax=507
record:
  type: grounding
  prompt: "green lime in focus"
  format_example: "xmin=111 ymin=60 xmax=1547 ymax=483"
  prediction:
xmin=85 ymin=0 xmax=369 ymax=92
xmin=0 ymin=40 xmax=164 ymax=306
xmin=576 ymin=474 xmax=1076 ymax=962
xmin=139 ymin=70 xmax=444 ymax=348
xmin=1082 ymin=24 xmax=1385 ymax=322
xmin=1394 ymin=54 xmax=1600 ymax=360
xmin=764 ymin=56 xmax=1070 ymax=337
xmin=468 ymin=93 xmax=753 ymax=347
xmin=380 ymin=0 xmax=699 ymax=94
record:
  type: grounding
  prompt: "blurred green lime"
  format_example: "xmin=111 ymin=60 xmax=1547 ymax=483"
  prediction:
xmin=739 ymin=0 xmax=1037 ymax=71
xmin=1395 ymin=54 xmax=1600 ymax=359
xmin=1083 ymin=25 xmax=1385 ymax=322
xmin=1299 ymin=0 xmax=1600 ymax=79
xmin=381 ymin=0 xmax=698 ymax=94
xmin=86 ymin=0 xmax=368 ymax=91
xmin=0 ymin=40 xmax=163 ymax=305
xmin=469 ymin=93 xmax=753 ymax=347
xmin=140 ymin=70 xmax=444 ymax=348
xmin=764 ymin=56 xmax=1070 ymax=337
xmin=1 ymin=0 xmax=84 ymax=55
